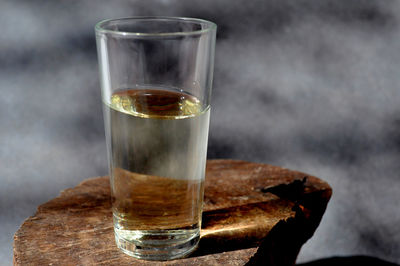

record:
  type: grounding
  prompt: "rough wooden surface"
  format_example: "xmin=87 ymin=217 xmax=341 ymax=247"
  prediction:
xmin=13 ymin=160 xmax=332 ymax=266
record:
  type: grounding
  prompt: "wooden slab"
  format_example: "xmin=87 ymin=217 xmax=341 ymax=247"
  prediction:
xmin=13 ymin=160 xmax=331 ymax=265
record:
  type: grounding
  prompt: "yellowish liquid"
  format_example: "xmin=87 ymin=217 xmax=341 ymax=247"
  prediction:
xmin=103 ymin=88 xmax=209 ymax=257
xmin=110 ymin=89 xmax=202 ymax=119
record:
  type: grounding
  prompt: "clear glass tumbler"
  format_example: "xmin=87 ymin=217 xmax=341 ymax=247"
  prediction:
xmin=95 ymin=17 xmax=216 ymax=260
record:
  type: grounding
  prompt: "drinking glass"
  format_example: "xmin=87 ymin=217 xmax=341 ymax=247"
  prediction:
xmin=95 ymin=17 xmax=216 ymax=260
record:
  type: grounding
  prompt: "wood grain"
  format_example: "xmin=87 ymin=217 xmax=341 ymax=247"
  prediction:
xmin=13 ymin=159 xmax=331 ymax=266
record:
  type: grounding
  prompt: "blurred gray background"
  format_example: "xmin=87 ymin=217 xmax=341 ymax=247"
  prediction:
xmin=1 ymin=0 xmax=400 ymax=265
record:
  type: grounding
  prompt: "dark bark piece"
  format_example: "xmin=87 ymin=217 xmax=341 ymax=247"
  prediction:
xmin=13 ymin=159 xmax=331 ymax=266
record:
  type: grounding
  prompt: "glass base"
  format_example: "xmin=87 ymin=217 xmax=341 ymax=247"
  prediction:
xmin=114 ymin=228 xmax=200 ymax=261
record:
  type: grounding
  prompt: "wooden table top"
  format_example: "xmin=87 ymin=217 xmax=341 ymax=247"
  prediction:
xmin=13 ymin=159 xmax=331 ymax=266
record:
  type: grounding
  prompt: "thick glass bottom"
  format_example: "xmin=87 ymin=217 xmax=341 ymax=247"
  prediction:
xmin=114 ymin=227 xmax=200 ymax=261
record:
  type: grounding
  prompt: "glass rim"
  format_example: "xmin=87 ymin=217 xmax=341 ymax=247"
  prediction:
xmin=95 ymin=16 xmax=217 ymax=37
